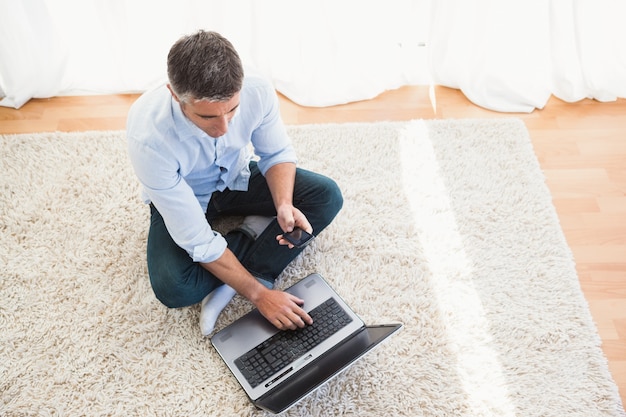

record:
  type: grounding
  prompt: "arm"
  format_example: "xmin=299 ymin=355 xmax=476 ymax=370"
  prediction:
xmin=200 ymin=248 xmax=312 ymax=330
xmin=264 ymin=162 xmax=313 ymax=247
xmin=200 ymin=162 xmax=314 ymax=329
xmin=202 ymin=78 xmax=311 ymax=327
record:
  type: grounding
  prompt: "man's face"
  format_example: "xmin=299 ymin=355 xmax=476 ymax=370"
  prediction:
xmin=169 ymin=86 xmax=240 ymax=138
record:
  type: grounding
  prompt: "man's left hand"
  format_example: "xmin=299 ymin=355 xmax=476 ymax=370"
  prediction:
xmin=275 ymin=205 xmax=312 ymax=248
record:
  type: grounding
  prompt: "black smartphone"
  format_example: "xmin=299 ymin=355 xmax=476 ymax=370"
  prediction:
xmin=282 ymin=228 xmax=315 ymax=248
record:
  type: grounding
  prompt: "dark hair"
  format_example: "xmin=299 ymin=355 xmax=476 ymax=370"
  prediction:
xmin=167 ymin=30 xmax=244 ymax=103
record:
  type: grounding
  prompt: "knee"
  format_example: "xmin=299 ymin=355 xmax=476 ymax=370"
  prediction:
xmin=305 ymin=175 xmax=343 ymax=228
xmin=147 ymin=205 xmax=217 ymax=308
xmin=147 ymin=261 xmax=210 ymax=309
xmin=148 ymin=269 xmax=185 ymax=308
xmin=322 ymin=176 xmax=344 ymax=215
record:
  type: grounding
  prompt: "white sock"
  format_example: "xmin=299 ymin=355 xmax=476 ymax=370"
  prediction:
xmin=199 ymin=285 xmax=237 ymax=336
xmin=241 ymin=215 xmax=274 ymax=239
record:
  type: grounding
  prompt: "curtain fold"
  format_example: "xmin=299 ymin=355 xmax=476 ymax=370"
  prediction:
xmin=0 ymin=0 xmax=69 ymax=108
xmin=240 ymin=0 xmax=429 ymax=107
xmin=1 ymin=0 xmax=625 ymax=111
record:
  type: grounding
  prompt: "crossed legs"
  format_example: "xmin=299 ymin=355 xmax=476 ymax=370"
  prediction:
xmin=145 ymin=162 xmax=343 ymax=335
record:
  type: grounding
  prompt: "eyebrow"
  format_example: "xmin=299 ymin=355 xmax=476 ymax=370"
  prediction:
xmin=196 ymin=103 xmax=240 ymax=119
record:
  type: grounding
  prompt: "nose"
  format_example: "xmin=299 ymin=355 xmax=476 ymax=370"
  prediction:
xmin=212 ymin=115 xmax=229 ymax=137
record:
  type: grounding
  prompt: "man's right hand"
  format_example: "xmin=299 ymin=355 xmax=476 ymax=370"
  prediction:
xmin=251 ymin=287 xmax=313 ymax=330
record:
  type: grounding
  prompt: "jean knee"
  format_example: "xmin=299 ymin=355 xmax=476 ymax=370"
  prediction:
xmin=148 ymin=262 xmax=212 ymax=309
xmin=149 ymin=270 xmax=183 ymax=308
xmin=323 ymin=177 xmax=344 ymax=217
xmin=307 ymin=175 xmax=343 ymax=228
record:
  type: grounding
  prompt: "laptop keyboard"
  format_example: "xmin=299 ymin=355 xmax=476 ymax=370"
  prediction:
xmin=234 ymin=297 xmax=353 ymax=388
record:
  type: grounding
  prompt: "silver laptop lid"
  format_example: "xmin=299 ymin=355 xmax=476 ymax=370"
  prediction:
xmin=211 ymin=273 xmax=365 ymax=401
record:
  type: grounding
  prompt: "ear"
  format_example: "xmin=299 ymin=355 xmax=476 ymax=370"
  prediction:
xmin=167 ymin=84 xmax=180 ymax=103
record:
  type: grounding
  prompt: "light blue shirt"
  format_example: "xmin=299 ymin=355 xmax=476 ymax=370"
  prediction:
xmin=126 ymin=75 xmax=296 ymax=263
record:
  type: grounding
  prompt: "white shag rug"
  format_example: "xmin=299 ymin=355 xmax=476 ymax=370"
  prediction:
xmin=1 ymin=120 xmax=624 ymax=417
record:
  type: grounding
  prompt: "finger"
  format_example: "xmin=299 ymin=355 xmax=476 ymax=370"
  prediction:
xmin=276 ymin=303 xmax=310 ymax=330
xmin=293 ymin=220 xmax=312 ymax=234
xmin=291 ymin=212 xmax=312 ymax=234
xmin=275 ymin=234 xmax=295 ymax=248
xmin=281 ymin=311 xmax=306 ymax=329
xmin=276 ymin=212 xmax=295 ymax=234
xmin=274 ymin=307 xmax=301 ymax=330
xmin=300 ymin=310 xmax=313 ymax=326
xmin=279 ymin=315 xmax=298 ymax=330
xmin=289 ymin=297 xmax=313 ymax=326
xmin=290 ymin=295 xmax=304 ymax=305
xmin=273 ymin=318 xmax=288 ymax=330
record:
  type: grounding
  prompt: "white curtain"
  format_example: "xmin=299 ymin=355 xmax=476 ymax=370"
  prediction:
xmin=1 ymin=0 xmax=625 ymax=112
xmin=429 ymin=0 xmax=626 ymax=112
xmin=0 ymin=0 xmax=430 ymax=109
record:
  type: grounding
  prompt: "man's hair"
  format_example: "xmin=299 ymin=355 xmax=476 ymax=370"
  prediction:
xmin=167 ymin=30 xmax=244 ymax=103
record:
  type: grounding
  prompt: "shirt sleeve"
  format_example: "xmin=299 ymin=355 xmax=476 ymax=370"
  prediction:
xmin=249 ymin=80 xmax=298 ymax=174
xmin=127 ymin=136 xmax=228 ymax=263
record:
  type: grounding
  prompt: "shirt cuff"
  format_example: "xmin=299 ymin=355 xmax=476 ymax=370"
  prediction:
xmin=191 ymin=234 xmax=228 ymax=263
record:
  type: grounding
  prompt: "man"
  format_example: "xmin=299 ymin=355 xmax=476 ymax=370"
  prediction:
xmin=126 ymin=30 xmax=343 ymax=336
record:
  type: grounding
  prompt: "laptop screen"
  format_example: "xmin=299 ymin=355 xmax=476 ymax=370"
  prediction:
xmin=255 ymin=324 xmax=403 ymax=414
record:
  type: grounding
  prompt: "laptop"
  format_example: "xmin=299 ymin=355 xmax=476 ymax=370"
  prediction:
xmin=211 ymin=273 xmax=403 ymax=414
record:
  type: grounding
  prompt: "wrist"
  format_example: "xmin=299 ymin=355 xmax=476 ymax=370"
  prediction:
xmin=247 ymin=281 xmax=271 ymax=305
xmin=275 ymin=201 xmax=293 ymax=213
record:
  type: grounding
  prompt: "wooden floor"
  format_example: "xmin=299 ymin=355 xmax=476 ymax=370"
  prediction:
xmin=1 ymin=86 xmax=625 ymax=406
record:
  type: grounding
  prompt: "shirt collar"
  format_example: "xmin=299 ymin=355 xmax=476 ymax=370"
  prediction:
xmin=170 ymin=96 xmax=209 ymax=141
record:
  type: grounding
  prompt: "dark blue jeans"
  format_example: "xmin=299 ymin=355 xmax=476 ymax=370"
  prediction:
xmin=146 ymin=161 xmax=343 ymax=308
